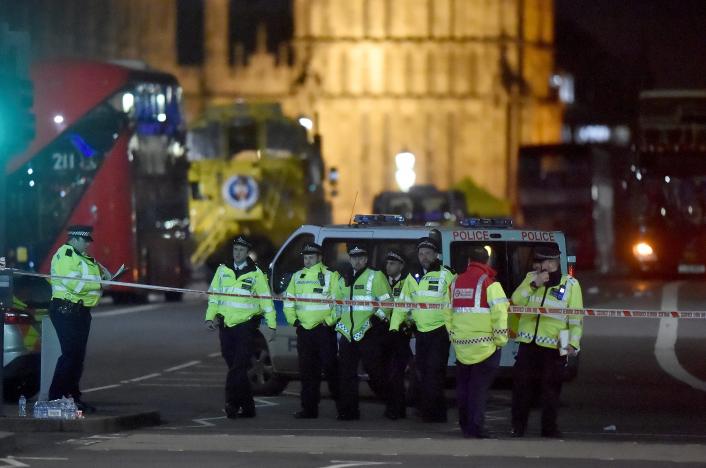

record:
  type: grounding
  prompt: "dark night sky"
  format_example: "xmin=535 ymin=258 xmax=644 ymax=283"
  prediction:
xmin=556 ymin=0 xmax=706 ymax=89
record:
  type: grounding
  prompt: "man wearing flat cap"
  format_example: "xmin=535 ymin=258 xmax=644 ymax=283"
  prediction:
xmin=48 ymin=225 xmax=112 ymax=413
xmin=205 ymin=235 xmax=277 ymax=419
xmin=283 ymin=242 xmax=340 ymax=419
xmin=391 ymin=236 xmax=456 ymax=422
xmin=510 ymin=244 xmax=583 ymax=438
xmin=334 ymin=243 xmax=393 ymax=420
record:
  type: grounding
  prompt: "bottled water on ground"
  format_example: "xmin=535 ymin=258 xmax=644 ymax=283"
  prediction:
xmin=18 ymin=395 xmax=26 ymax=417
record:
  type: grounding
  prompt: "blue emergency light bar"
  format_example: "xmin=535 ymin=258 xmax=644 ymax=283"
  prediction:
xmin=459 ymin=217 xmax=513 ymax=229
xmin=353 ymin=214 xmax=406 ymax=225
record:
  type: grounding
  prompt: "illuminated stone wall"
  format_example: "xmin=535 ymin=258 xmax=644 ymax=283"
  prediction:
xmin=16 ymin=0 xmax=561 ymax=221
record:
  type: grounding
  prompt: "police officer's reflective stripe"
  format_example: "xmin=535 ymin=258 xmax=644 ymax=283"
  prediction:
xmin=415 ymin=290 xmax=445 ymax=298
xmin=454 ymin=307 xmax=490 ymax=314
xmin=219 ymin=301 xmax=260 ymax=310
xmin=473 ymin=274 xmax=487 ymax=307
xmin=489 ymin=297 xmax=509 ymax=307
xmin=324 ymin=270 xmax=331 ymax=293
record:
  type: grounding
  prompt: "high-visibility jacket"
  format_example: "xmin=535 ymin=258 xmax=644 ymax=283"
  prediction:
xmin=450 ymin=262 xmax=509 ymax=365
xmin=508 ymin=271 xmax=538 ymax=336
xmin=335 ymin=267 xmax=391 ymax=342
xmin=50 ymin=244 xmax=103 ymax=307
xmin=511 ymin=273 xmax=583 ymax=350
xmin=283 ymin=262 xmax=340 ymax=329
xmin=205 ymin=259 xmax=276 ymax=329
xmin=390 ymin=263 xmax=456 ymax=333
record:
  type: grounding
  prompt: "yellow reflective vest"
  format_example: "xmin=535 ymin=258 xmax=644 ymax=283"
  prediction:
xmin=450 ymin=264 xmax=509 ymax=365
xmin=511 ymin=274 xmax=583 ymax=350
xmin=205 ymin=260 xmax=276 ymax=328
xmin=390 ymin=264 xmax=456 ymax=333
xmin=335 ymin=268 xmax=391 ymax=342
xmin=50 ymin=244 xmax=103 ymax=307
xmin=283 ymin=262 xmax=340 ymax=329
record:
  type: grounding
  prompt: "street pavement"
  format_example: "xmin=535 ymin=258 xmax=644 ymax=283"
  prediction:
xmin=1 ymin=274 xmax=705 ymax=467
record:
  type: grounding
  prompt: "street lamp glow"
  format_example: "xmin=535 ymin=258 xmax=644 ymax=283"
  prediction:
xmin=395 ymin=169 xmax=416 ymax=192
xmin=298 ymin=117 xmax=313 ymax=131
xmin=395 ymin=151 xmax=415 ymax=170
xmin=53 ymin=114 xmax=64 ymax=124
xmin=394 ymin=150 xmax=416 ymax=192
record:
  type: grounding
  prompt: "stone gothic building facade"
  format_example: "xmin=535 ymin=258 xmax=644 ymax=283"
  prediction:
xmin=11 ymin=0 xmax=560 ymax=221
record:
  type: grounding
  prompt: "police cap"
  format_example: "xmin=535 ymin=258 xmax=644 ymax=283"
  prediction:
xmin=67 ymin=225 xmax=94 ymax=242
xmin=417 ymin=237 xmax=439 ymax=252
xmin=385 ymin=250 xmax=406 ymax=264
xmin=233 ymin=235 xmax=253 ymax=250
xmin=301 ymin=242 xmax=323 ymax=255
xmin=534 ymin=245 xmax=561 ymax=260
xmin=347 ymin=244 xmax=368 ymax=257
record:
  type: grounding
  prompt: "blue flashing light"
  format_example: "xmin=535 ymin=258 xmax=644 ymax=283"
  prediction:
xmin=353 ymin=214 xmax=406 ymax=225
xmin=459 ymin=217 xmax=513 ymax=229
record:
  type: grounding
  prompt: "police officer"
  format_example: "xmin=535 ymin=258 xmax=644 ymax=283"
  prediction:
xmin=384 ymin=249 xmax=413 ymax=420
xmin=450 ymin=247 xmax=509 ymax=438
xmin=391 ymin=237 xmax=456 ymax=423
xmin=283 ymin=242 xmax=340 ymax=419
xmin=205 ymin=236 xmax=277 ymax=419
xmin=334 ymin=244 xmax=392 ymax=421
xmin=510 ymin=245 xmax=583 ymax=438
xmin=48 ymin=225 xmax=111 ymax=413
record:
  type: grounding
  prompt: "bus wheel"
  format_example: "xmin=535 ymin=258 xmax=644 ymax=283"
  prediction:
xmin=249 ymin=332 xmax=288 ymax=396
xmin=164 ymin=291 xmax=183 ymax=302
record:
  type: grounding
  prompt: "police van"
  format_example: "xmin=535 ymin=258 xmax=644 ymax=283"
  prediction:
xmin=251 ymin=215 xmax=576 ymax=395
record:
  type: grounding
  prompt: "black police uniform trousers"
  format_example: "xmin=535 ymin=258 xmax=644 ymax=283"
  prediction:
xmin=296 ymin=323 xmax=339 ymax=416
xmin=219 ymin=316 xmax=260 ymax=415
xmin=386 ymin=330 xmax=413 ymax=418
xmin=511 ymin=342 xmax=565 ymax=434
xmin=415 ymin=325 xmax=450 ymax=421
xmin=336 ymin=322 xmax=390 ymax=418
xmin=456 ymin=348 xmax=501 ymax=437
xmin=49 ymin=298 xmax=92 ymax=400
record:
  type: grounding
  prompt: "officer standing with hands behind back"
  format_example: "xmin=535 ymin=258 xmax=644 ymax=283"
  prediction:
xmin=48 ymin=225 xmax=111 ymax=413
xmin=283 ymin=242 xmax=340 ymax=419
xmin=205 ymin=235 xmax=277 ymax=419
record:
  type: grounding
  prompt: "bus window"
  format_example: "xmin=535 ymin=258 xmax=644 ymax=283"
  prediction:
xmin=270 ymin=233 xmax=315 ymax=294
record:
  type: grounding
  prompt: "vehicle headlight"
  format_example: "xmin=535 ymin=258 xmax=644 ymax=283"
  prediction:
xmin=632 ymin=241 xmax=657 ymax=262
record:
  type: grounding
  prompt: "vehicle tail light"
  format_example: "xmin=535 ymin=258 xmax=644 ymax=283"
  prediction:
xmin=4 ymin=310 xmax=35 ymax=325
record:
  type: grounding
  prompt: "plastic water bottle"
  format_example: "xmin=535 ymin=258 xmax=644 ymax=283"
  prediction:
xmin=63 ymin=397 xmax=77 ymax=420
xmin=18 ymin=395 xmax=26 ymax=417
xmin=47 ymin=399 xmax=62 ymax=419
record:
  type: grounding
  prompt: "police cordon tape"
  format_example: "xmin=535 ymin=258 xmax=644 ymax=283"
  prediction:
xmin=11 ymin=269 xmax=706 ymax=320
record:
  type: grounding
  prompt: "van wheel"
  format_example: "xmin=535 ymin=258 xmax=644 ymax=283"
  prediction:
xmin=249 ymin=333 xmax=289 ymax=396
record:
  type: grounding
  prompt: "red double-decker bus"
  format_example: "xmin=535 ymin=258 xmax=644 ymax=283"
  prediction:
xmin=5 ymin=60 xmax=190 ymax=302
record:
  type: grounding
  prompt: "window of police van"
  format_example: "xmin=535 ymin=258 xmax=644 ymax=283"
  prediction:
xmin=270 ymin=233 xmax=314 ymax=295
xmin=370 ymin=240 xmax=419 ymax=271
xmin=322 ymin=239 xmax=360 ymax=274
xmin=449 ymin=241 xmax=562 ymax=296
